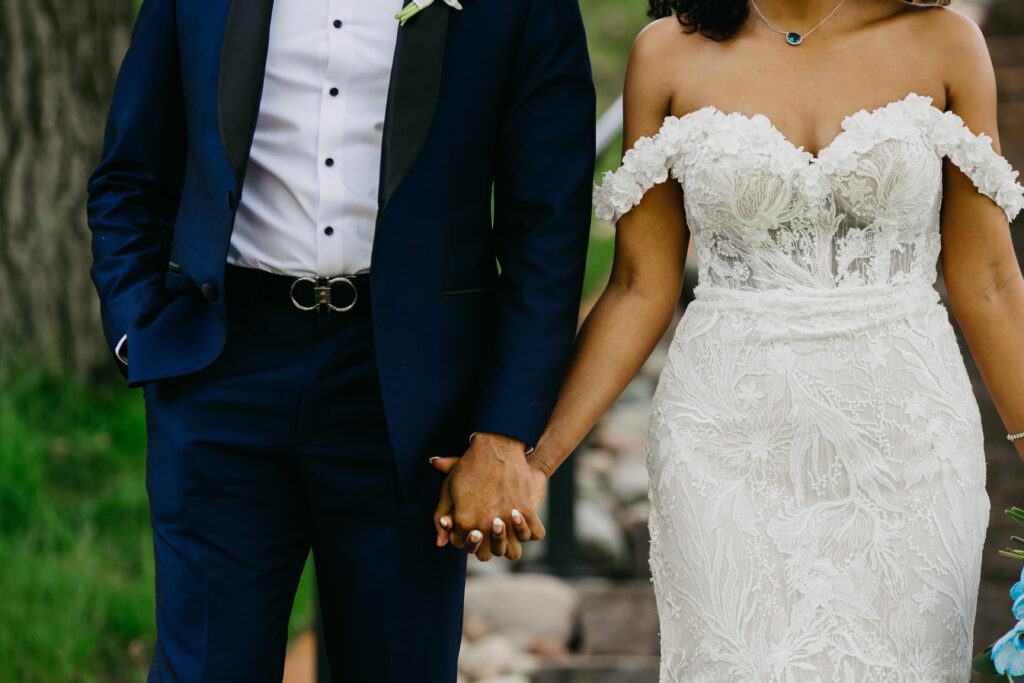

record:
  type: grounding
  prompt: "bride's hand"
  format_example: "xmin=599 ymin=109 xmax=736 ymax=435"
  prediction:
xmin=430 ymin=434 xmax=548 ymax=561
xmin=432 ymin=455 xmax=549 ymax=556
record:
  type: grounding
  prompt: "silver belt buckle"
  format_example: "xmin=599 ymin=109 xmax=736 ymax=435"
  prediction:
xmin=289 ymin=276 xmax=358 ymax=313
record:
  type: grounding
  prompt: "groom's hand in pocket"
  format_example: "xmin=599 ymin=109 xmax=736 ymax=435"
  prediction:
xmin=431 ymin=432 xmax=547 ymax=561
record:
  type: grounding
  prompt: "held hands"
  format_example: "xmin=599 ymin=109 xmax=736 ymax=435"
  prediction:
xmin=431 ymin=432 xmax=548 ymax=561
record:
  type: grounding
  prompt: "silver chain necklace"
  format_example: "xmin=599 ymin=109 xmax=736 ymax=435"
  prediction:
xmin=749 ymin=0 xmax=849 ymax=45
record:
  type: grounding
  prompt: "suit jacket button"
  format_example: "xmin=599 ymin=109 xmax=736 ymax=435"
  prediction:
xmin=201 ymin=282 xmax=219 ymax=301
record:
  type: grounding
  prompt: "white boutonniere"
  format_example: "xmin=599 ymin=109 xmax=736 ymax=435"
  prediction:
xmin=396 ymin=0 xmax=463 ymax=27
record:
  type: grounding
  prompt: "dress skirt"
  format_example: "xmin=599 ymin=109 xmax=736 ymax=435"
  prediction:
xmin=646 ymin=284 xmax=990 ymax=682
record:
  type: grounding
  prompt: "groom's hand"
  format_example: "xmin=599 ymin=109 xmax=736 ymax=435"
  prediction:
xmin=431 ymin=432 xmax=547 ymax=561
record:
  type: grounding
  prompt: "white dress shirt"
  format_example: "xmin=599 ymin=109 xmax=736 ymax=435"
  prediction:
xmin=227 ymin=0 xmax=400 ymax=277
xmin=117 ymin=1 xmax=399 ymax=363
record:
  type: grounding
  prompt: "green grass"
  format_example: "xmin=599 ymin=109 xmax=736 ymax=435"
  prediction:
xmin=0 ymin=371 xmax=151 ymax=681
xmin=0 ymin=369 xmax=316 ymax=681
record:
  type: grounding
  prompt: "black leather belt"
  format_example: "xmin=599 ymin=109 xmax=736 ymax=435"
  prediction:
xmin=225 ymin=265 xmax=370 ymax=313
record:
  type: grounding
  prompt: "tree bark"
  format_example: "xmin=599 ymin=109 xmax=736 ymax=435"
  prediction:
xmin=0 ymin=0 xmax=135 ymax=378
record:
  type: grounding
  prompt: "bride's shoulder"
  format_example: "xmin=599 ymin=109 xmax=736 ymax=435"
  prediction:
xmin=897 ymin=2 xmax=981 ymax=33
xmin=899 ymin=3 xmax=992 ymax=93
xmin=631 ymin=16 xmax=708 ymax=61
xmin=886 ymin=1 xmax=987 ymax=57
xmin=626 ymin=17 xmax=709 ymax=99
xmin=874 ymin=1 xmax=991 ymax=93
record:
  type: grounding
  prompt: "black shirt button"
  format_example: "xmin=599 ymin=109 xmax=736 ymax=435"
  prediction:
xmin=329 ymin=87 xmax=339 ymax=97
xmin=324 ymin=226 xmax=334 ymax=236
xmin=201 ymin=282 xmax=219 ymax=301
xmin=333 ymin=19 xmax=342 ymax=28
xmin=325 ymin=157 xmax=334 ymax=167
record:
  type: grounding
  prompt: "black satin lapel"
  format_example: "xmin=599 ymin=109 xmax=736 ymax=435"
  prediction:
xmin=378 ymin=5 xmax=450 ymax=219
xmin=217 ymin=0 xmax=276 ymax=185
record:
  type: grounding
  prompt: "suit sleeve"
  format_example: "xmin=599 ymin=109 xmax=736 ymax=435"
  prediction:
xmin=86 ymin=0 xmax=186 ymax=370
xmin=471 ymin=0 xmax=595 ymax=446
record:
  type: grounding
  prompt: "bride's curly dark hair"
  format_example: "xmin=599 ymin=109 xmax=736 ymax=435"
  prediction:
xmin=648 ymin=0 xmax=951 ymax=42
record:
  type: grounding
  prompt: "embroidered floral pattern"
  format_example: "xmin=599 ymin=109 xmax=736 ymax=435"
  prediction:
xmin=593 ymin=94 xmax=1009 ymax=681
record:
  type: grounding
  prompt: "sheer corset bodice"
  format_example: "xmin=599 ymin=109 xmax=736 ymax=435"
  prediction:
xmin=594 ymin=94 xmax=1024 ymax=295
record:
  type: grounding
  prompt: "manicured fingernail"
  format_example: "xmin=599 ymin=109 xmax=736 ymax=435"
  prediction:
xmin=511 ymin=509 xmax=522 ymax=524
xmin=428 ymin=457 xmax=440 ymax=463
xmin=440 ymin=517 xmax=450 ymax=529
xmin=492 ymin=518 xmax=504 ymax=534
xmin=468 ymin=530 xmax=483 ymax=544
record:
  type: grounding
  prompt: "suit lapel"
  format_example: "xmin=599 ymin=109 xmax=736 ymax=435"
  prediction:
xmin=378 ymin=4 xmax=450 ymax=221
xmin=217 ymin=0 xmax=276 ymax=186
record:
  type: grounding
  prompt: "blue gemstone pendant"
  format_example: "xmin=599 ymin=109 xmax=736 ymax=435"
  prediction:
xmin=786 ymin=32 xmax=803 ymax=45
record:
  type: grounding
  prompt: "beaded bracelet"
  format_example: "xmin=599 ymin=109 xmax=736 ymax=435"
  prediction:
xmin=1008 ymin=431 xmax=1024 ymax=442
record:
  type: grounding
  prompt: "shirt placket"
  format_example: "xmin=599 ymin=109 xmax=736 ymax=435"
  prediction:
xmin=314 ymin=0 xmax=351 ymax=276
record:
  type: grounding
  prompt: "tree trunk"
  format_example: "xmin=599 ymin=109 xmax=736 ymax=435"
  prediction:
xmin=0 ymin=0 xmax=135 ymax=378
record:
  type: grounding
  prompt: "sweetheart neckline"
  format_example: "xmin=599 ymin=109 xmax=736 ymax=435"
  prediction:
xmin=667 ymin=92 xmax=941 ymax=162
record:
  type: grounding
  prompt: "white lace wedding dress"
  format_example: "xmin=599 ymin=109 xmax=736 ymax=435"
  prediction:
xmin=594 ymin=94 xmax=1024 ymax=682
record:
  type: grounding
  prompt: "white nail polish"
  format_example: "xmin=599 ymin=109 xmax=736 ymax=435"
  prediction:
xmin=469 ymin=530 xmax=483 ymax=543
xmin=511 ymin=509 xmax=522 ymax=523
xmin=440 ymin=517 xmax=449 ymax=529
xmin=493 ymin=518 xmax=504 ymax=533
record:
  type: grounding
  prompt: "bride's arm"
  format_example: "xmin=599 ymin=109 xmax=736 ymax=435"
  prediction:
xmin=937 ymin=15 xmax=1024 ymax=461
xmin=528 ymin=25 xmax=691 ymax=479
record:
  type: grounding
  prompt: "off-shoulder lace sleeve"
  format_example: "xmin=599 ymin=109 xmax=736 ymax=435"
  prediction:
xmin=593 ymin=117 xmax=688 ymax=224
xmin=928 ymin=109 xmax=1024 ymax=221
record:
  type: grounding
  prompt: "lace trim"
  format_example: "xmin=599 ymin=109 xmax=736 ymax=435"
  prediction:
xmin=593 ymin=94 xmax=1024 ymax=224
xmin=927 ymin=106 xmax=1024 ymax=221
xmin=592 ymin=119 xmax=682 ymax=224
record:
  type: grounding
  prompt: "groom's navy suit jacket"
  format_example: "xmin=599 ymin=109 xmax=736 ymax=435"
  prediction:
xmin=87 ymin=0 xmax=595 ymax=492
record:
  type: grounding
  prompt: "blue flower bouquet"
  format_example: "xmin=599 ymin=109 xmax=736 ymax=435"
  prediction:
xmin=974 ymin=507 xmax=1024 ymax=681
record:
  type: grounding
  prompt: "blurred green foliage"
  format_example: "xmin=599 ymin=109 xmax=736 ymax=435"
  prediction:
xmin=581 ymin=0 xmax=651 ymax=296
xmin=0 ymin=369 xmax=314 ymax=681
xmin=0 ymin=370 xmax=152 ymax=681
xmin=0 ymin=1 xmax=647 ymax=679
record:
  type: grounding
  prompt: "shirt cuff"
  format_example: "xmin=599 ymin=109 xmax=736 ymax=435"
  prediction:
xmin=114 ymin=334 xmax=128 ymax=365
xmin=468 ymin=431 xmax=535 ymax=455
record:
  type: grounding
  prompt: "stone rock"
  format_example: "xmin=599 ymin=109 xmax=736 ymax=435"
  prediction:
xmin=617 ymin=375 xmax=655 ymax=403
xmin=640 ymin=345 xmax=669 ymax=383
xmin=574 ymin=467 xmax=604 ymax=502
xmin=591 ymin=424 xmax=645 ymax=459
xmin=608 ymin=456 xmax=649 ymax=505
xmin=577 ymin=447 xmax=616 ymax=477
xmin=475 ymin=676 xmax=532 ymax=683
xmin=533 ymin=655 xmax=660 ymax=683
xmin=462 ymin=610 xmax=494 ymax=642
xmin=622 ymin=501 xmax=652 ymax=579
xmin=463 ymin=574 xmax=579 ymax=651
xmin=622 ymin=500 xmax=651 ymax=525
xmin=592 ymin=403 xmax=652 ymax=457
xmin=467 ymin=553 xmax=513 ymax=577
xmin=529 ymin=636 xmax=570 ymax=659
xmin=576 ymin=579 xmax=660 ymax=656
xmin=607 ymin=402 xmax=654 ymax=436
xmin=458 ymin=634 xmax=538 ymax=679
xmin=575 ymin=499 xmax=630 ymax=576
